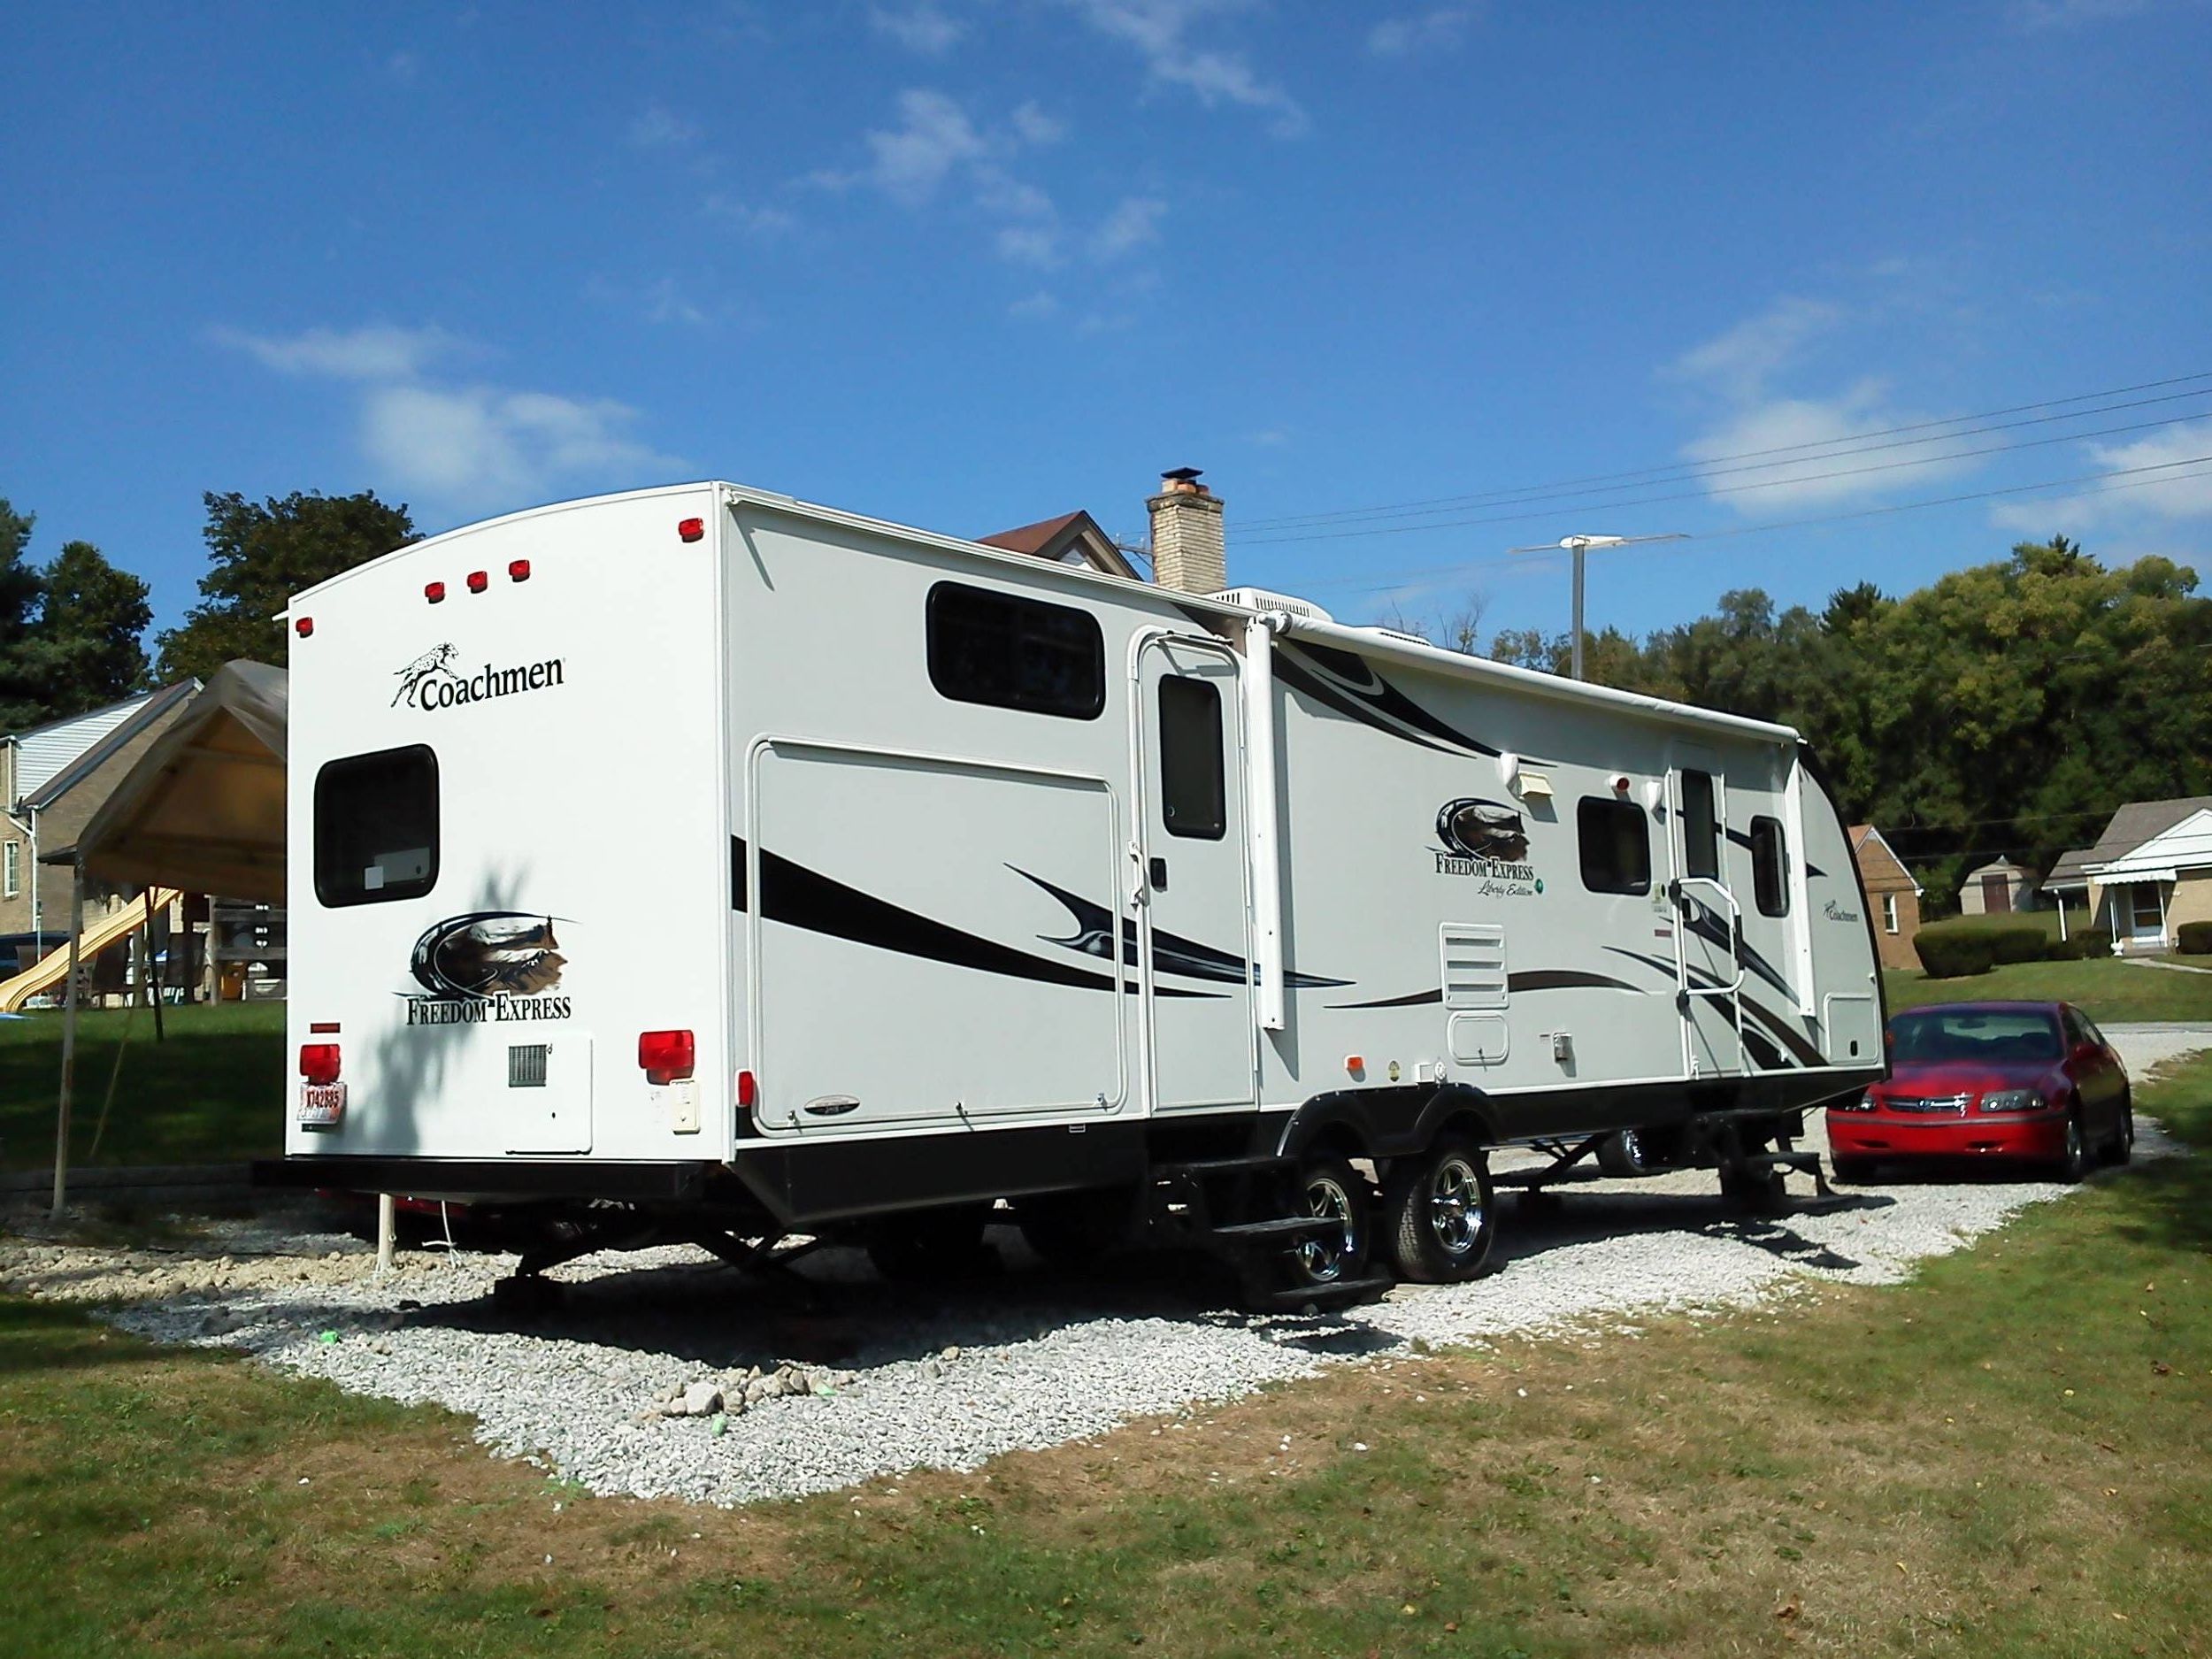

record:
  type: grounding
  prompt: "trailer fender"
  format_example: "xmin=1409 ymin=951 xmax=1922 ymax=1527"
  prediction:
xmin=1273 ymin=1084 xmax=1501 ymax=1164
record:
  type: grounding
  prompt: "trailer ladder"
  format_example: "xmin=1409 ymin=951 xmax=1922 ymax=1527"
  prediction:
xmin=1671 ymin=874 xmax=1747 ymax=1075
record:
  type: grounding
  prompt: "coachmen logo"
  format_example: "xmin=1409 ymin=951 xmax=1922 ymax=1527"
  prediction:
xmin=393 ymin=642 xmax=565 ymax=710
xmin=1432 ymin=797 xmax=1542 ymax=894
xmin=403 ymin=911 xmax=573 ymax=1025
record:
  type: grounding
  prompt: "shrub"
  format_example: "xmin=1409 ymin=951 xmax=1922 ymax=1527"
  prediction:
xmin=2049 ymin=927 xmax=2115 ymax=961
xmin=1985 ymin=924 xmax=2048 ymax=964
xmin=1916 ymin=930 xmax=1997 ymax=979
xmin=2178 ymin=921 xmax=2212 ymax=956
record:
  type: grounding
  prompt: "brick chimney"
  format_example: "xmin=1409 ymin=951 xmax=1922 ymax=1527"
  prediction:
xmin=1147 ymin=466 xmax=1225 ymax=595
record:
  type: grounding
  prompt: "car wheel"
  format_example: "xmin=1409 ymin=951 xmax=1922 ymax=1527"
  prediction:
xmin=2056 ymin=1109 xmax=2089 ymax=1184
xmin=1281 ymin=1153 xmax=1371 ymax=1292
xmin=1830 ymin=1157 xmax=1875 ymax=1185
xmin=2107 ymin=1099 xmax=2135 ymax=1166
xmin=1383 ymin=1140 xmax=1496 ymax=1283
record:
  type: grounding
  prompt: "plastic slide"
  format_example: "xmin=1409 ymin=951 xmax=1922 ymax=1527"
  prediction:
xmin=0 ymin=888 xmax=178 ymax=1011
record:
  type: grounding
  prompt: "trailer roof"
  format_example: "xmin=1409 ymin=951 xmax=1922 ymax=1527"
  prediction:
xmin=287 ymin=480 xmax=1801 ymax=749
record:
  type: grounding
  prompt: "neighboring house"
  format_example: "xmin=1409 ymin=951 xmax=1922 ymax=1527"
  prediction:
xmin=1958 ymin=856 xmax=2037 ymax=917
xmin=2 ymin=684 xmax=198 ymax=955
xmin=2053 ymin=795 xmax=2212 ymax=954
xmin=1850 ymin=825 xmax=1924 ymax=970
xmin=976 ymin=510 xmax=1144 ymax=580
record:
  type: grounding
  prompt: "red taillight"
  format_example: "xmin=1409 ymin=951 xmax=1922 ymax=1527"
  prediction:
xmin=508 ymin=558 xmax=531 ymax=581
xmin=678 ymin=517 xmax=705 ymax=543
xmin=466 ymin=570 xmax=489 ymax=594
xmin=737 ymin=1069 xmax=757 ymax=1108
xmin=299 ymin=1043 xmax=342 ymax=1086
xmin=295 ymin=617 xmax=313 ymax=637
xmin=638 ymin=1029 xmax=695 ymax=1086
xmin=426 ymin=581 xmax=446 ymax=603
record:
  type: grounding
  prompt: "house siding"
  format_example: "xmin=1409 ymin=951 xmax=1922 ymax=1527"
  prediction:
xmin=1853 ymin=830 xmax=1924 ymax=971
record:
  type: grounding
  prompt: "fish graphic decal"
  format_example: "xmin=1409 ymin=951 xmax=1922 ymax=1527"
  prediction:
xmin=409 ymin=912 xmax=567 ymax=1000
xmin=1436 ymin=797 xmax=1529 ymax=863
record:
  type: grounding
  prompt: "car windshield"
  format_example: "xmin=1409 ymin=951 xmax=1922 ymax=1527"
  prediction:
xmin=1889 ymin=1009 xmax=2062 ymax=1064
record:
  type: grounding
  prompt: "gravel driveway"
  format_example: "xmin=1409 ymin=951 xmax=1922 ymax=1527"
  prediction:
xmin=4 ymin=1025 xmax=2200 ymax=1508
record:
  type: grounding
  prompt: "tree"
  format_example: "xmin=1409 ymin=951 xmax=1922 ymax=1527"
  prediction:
xmin=25 ymin=541 xmax=152 ymax=717
xmin=0 ymin=498 xmax=45 ymax=731
xmin=1373 ymin=592 xmax=1491 ymax=654
xmin=156 ymin=489 xmax=419 ymax=682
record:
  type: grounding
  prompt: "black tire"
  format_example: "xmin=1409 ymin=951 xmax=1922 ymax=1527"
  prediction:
xmin=1383 ymin=1140 xmax=1496 ymax=1283
xmin=2106 ymin=1096 xmax=2135 ymax=1166
xmin=1017 ymin=1187 xmax=1137 ymax=1267
xmin=864 ymin=1206 xmax=994 ymax=1282
xmin=1596 ymin=1127 xmax=1656 ymax=1179
xmin=2055 ymin=1108 xmax=2089 ymax=1184
xmin=1830 ymin=1157 xmax=1876 ymax=1185
xmin=1280 ymin=1153 xmax=1371 ymax=1292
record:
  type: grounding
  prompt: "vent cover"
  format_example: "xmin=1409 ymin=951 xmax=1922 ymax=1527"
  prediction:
xmin=508 ymin=1044 xmax=549 ymax=1088
xmin=1440 ymin=924 xmax=1508 ymax=1010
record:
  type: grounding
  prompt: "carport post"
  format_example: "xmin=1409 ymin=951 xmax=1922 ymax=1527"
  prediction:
xmin=377 ymin=1194 xmax=396 ymax=1273
xmin=50 ymin=861 xmax=84 ymax=1222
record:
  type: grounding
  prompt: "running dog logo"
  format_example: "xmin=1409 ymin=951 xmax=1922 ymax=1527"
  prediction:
xmin=1435 ymin=797 xmax=1530 ymax=863
xmin=391 ymin=643 xmax=460 ymax=708
xmin=410 ymin=912 xmax=567 ymax=1000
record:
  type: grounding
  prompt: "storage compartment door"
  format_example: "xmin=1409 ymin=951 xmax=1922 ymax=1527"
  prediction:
xmin=503 ymin=1034 xmax=593 ymax=1154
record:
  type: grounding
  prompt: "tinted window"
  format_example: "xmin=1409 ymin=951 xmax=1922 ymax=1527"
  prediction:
xmin=926 ymin=581 xmax=1105 ymax=719
xmin=314 ymin=746 xmax=438 ymax=908
xmin=1578 ymin=796 xmax=1651 ymax=895
xmin=1749 ymin=815 xmax=1789 ymax=916
xmin=1157 ymin=675 xmax=1226 ymax=840
xmin=1889 ymin=1008 xmax=2062 ymax=1064
xmin=1681 ymin=770 xmax=1719 ymax=879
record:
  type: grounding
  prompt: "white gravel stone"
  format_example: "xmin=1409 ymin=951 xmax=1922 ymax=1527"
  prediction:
xmin=5 ymin=1027 xmax=2197 ymax=1508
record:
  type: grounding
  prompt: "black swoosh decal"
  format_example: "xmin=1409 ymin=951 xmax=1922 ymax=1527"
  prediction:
xmin=1012 ymin=867 xmax=1351 ymax=988
xmin=1326 ymin=970 xmax=1640 ymax=1010
xmin=1676 ymin=893 xmax=1800 ymax=1007
xmin=1329 ymin=988 xmax=1444 ymax=1009
xmin=1601 ymin=945 xmax=1824 ymax=1068
xmin=1271 ymin=641 xmax=1517 ymax=759
xmin=730 ymin=839 xmax=1222 ymax=998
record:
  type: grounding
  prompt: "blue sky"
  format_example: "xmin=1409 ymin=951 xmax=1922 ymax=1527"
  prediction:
xmin=7 ymin=1 xmax=2211 ymax=650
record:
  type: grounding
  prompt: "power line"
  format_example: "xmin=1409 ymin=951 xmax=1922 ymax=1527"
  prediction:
xmin=1235 ymin=369 xmax=2212 ymax=533
xmin=1309 ymin=451 xmax=2212 ymax=595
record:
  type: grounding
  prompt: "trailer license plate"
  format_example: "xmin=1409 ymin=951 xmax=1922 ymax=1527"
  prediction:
xmin=297 ymin=1083 xmax=347 ymax=1127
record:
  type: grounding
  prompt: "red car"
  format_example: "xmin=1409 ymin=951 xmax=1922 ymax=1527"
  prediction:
xmin=1827 ymin=1001 xmax=2133 ymax=1183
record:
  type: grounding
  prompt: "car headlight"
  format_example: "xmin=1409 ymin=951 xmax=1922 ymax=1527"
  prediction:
xmin=1979 ymin=1088 xmax=2043 ymax=1113
xmin=1842 ymin=1091 xmax=1877 ymax=1112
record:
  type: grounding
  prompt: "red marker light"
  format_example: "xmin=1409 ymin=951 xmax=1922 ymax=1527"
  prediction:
xmin=638 ymin=1029 xmax=695 ymax=1086
xmin=737 ymin=1069 xmax=757 ymax=1109
xmin=466 ymin=570 xmax=489 ymax=594
xmin=309 ymin=1021 xmax=340 ymax=1034
xmin=1346 ymin=1054 xmax=1364 ymax=1074
xmin=425 ymin=581 xmax=445 ymax=603
xmin=299 ymin=1043 xmax=342 ymax=1086
xmin=508 ymin=558 xmax=531 ymax=581
xmin=678 ymin=517 xmax=705 ymax=543
xmin=295 ymin=617 xmax=313 ymax=637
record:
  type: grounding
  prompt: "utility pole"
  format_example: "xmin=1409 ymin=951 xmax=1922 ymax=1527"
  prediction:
xmin=1509 ymin=534 xmax=1689 ymax=680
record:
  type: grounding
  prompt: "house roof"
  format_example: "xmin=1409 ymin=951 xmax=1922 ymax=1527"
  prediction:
xmin=976 ymin=510 xmax=1141 ymax=581
xmin=1848 ymin=825 xmax=1923 ymax=893
xmin=2080 ymin=795 xmax=2212 ymax=864
xmin=2090 ymin=805 xmax=2212 ymax=883
xmin=1963 ymin=857 xmax=2033 ymax=879
xmin=2044 ymin=845 xmax=2100 ymax=890
xmin=6 ymin=682 xmax=199 ymax=812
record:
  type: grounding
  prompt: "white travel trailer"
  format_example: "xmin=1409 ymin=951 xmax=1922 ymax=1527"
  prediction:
xmin=263 ymin=480 xmax=1885 ymax=1306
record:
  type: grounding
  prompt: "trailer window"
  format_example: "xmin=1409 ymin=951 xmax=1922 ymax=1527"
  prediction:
xmin=313 ymin=745 xmax=439 ymax=908
xmin=1749 ymin=815 xmax=1789 ymax=916
xmin=1578 ymin=797 xmax=1651 ymax=895
xmin=1157 ymin=675 xmax=1226 ymax=840
xmin=1680 ymin=769 xmax=1719 ymax=879
xmin=926 ymin=581 xmax=1105 ymax=720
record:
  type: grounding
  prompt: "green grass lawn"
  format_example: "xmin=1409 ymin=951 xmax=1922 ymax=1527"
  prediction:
xmin=2 ymin=1056 xmax=2207 ymax=1655
xmin=1884 ymin=954 xmax=2212 ymax=1023
xmin=0 ymin=1002 xmax=283 ymax=1171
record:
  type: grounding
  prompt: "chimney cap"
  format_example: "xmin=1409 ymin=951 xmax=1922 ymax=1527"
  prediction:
xmin=1161 ymin=466 xmax=1203 ymax=483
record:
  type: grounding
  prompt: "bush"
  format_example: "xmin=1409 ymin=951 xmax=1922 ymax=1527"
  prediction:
xmin=2048 ymin=927 xmax=2115 ymax=961
xmin=2178 ymin=921 xmax=2212 ymax=956
xmin=1916 ymin=930 xmax=1998 ymax=979
xmin=1985 ymin=924 xmax=2049 ymax=964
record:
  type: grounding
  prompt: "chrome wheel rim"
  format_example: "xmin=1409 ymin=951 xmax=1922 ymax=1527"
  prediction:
xmin=1297 ymin=1174 xmax=1356 ymax=1283
xmin=1428 ymin=1156 xmax=1483 ymax=1257
xmin=2066 ymin=1120 xmax=2084 ymax=1172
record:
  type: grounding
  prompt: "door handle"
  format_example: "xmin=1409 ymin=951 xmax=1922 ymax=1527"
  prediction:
xmin=1148 ymin=856 xmax=1169 ymax=891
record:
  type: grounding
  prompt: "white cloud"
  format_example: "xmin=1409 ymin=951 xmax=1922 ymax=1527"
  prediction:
xmin=1681 ymin=387 xmax=1976 ymax=513
xmin=1090 ymin=195 xmax=1165 ymax=259
xmin=1009 ymin=290 xmax=1061 ymax=319
xmin=1997 ymin=419 xmax=2212 ymax=532
xmin=1367 ymin=7 xmax=1474 ymax=56
xmin=995 ymin=225 xmax=1062 ymax=266
xmin=387 ymin=51 xmax=420 ymax=82
xmin=641 ymin=279 xmax=709 ymax=326
xmin=1011 ymin=100 xmax=1067 ymax=145
xmin=2009 ymin=0 xmax=2152 ymax=29
xmin=870 ymin=2 xmax=965 ymax=53
xmin=703 ymin=192 xmax=796 ymax=236
xmin=629 ymin=103 xmax=701 ymax=149
xmin=1070 ymin=0 xmax=1307 ymax=135
xmin=828 ymin=88 xmax=989 ymax=204
xmin=211 ymin=323 xmax=457 ymax=381
xmin=219 ymin=321 xmax=680 ymax=509
xmin=1666 ymin=296 xmax=1844 ymax=403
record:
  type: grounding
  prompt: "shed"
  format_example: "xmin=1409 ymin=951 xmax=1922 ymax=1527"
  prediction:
xmin=1958 ymin=856 xmax=2037 ymax=917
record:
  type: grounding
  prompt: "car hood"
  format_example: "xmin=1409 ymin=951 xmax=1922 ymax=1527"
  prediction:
xmin=1878 ymin=1060 xmax=2062 ymax=1098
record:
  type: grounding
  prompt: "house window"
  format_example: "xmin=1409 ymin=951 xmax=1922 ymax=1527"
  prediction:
xmin=1156 ymin=675 xmax=1226 ymax=840
xmin=1680 ymin=770 xmax=1719 ymax=880
xmin=1882 ymin=892 xmax=1899 ymax=934
xmin=314 ymin=745 xmax=439 ymax=908
xmin=1578 ymin=796 xmax=1651 ymax=895
xmin=2 ymin=840 xmax=17 ymax=900
xmin=1748 ymin=815 xmax=1789 ymax=917
xmin=926 ymin=581 xmax=1105 ymax=720
xmin=2130 ymin=883 xmax=2164 ymax=936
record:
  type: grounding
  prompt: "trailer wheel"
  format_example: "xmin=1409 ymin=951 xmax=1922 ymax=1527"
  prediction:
xmin=1720 ymin=1166 xmax=1788 ymax=1216
xmin=1595 ymin=1127 xmax=1656 ymax=1179
xmin=1383 ymin=1140 xmax=1495 ymax=1283
xmin=863 ymin=1206 xmax=994 ymax=1282
xmin=1280 ymin=1154 xmax=1370 ymax=1291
